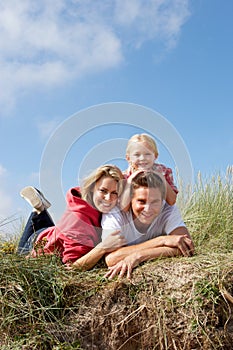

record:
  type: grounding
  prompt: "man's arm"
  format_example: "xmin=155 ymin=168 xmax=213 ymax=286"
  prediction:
xmin=105 ymin=228 xmax=194 ymax=280
xmin=105 ymin=235 xmax=166 ymax=267
xmin=105 ymin=246 xmax=181 ymax=280
xmin=105 ymin=226 xmax=194 ymax=267
xmin=169 ymin=226 xmax=192 ymax=238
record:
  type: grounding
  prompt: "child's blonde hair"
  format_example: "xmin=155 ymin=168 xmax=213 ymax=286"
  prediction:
xmin=126 ymin=133 xmax=159 ymax=158
xmin=81 ymin=164 xmax=124 ymax=206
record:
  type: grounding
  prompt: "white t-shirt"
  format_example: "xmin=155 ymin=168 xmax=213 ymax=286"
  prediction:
xmin=101 ymin=201 xmax=186 ymax=246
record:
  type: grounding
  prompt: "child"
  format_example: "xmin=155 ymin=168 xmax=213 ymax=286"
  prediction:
xmin=121 ymin=133 xmax=178 ymax=209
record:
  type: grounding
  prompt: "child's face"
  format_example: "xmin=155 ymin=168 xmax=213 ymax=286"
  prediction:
xmin=126 ymin=142 xmax=156 ymax=171
xmin=93 ymin=176 xmax=119 ymax=213
xmin=131 ymin=186 xmax=163 ymax=230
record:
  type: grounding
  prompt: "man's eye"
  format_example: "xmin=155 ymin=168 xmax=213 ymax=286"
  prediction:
xmin=112 ymin=192 xmax=118 ymax=196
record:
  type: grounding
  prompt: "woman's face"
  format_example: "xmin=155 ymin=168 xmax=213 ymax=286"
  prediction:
xmin=93 ymin=176 xmax=119 ymax=213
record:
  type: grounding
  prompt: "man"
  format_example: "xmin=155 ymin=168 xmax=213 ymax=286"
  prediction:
xmin=101 ymin=171 xmax=194 ymax=279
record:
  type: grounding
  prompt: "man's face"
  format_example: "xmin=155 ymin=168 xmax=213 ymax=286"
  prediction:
xmin=131 ymin=186 xmax=163 ymax=231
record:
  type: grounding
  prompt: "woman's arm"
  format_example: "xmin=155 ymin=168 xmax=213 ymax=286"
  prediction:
xmin=71 ymin=230 xmax=127 ymax=271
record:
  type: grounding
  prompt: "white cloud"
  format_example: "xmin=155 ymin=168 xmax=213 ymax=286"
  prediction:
xmin=113 ymin=0 xmax=190 ymax=49
xmin=0 ymin=0 xmax=191 ymax=113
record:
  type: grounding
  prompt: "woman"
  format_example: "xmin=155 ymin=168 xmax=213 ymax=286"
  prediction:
xmin=17 ymin=165 xmax=126 ymax=270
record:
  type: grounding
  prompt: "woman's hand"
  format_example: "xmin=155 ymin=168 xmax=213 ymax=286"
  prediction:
xmin=100 ymin=230 xmax=127 ymax=253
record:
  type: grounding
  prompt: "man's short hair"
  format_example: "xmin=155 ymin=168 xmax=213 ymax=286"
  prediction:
xmin=131 ymin=171 xmax=166 ymax=200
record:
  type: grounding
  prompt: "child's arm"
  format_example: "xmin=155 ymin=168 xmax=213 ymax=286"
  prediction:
xmin=119 ymin=170 xmax=144 ymax=212
xmin=118 ymin=180 xmax=131 ymax=211
xmin=155 ymin=164 xmax=178 ymax=205
xmin=165 ymin=181 xmax=177 ymax=205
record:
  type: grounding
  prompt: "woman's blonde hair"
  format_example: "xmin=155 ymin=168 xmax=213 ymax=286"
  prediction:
xmin=126 ymin=133 xmax=159 ymax=158
xmin=81 ymin=164 xmax=124 ymax=205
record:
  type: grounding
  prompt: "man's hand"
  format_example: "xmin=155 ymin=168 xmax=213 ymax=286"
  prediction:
xmin=104 ymin=234 xmax=194 ymax=280
xmin=104 ymin=252 xmax=140 ymax=280
xmin=163 ymin=234 xmax=194 ymax=257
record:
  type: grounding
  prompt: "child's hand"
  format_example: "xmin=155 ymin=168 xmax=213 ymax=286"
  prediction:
xmin=127 ymin=169 xmax=145 ymax=183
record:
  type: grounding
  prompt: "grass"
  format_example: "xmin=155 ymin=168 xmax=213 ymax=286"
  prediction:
xmin=0 ymin=168 xmax=233 ymax=349
xmin=178 ymin=166 xmax=233 ymax=253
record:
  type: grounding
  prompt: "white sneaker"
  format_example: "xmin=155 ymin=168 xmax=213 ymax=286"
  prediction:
xmin=20 ymin=186 xmax=51 ymax=212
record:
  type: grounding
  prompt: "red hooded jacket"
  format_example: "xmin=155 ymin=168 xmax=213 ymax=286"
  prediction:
xmin=31 ymin=187 xmax=102 ymax=264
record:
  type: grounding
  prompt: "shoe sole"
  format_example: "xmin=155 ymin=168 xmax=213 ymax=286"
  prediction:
xmin=20 ymin=186 xmax=51 ymax=210
xmin=35 ymin=188 xmax=51 ymax=209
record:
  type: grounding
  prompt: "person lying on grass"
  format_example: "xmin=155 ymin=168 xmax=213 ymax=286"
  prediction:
xmin=101 ymin=170 xmax=194 ymax=279
xmin=17 ymin=164 xmax=126 ymax=270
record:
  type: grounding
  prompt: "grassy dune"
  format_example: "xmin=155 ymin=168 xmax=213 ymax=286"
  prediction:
xmin=0 ymin=168 xmax=233 ymax=349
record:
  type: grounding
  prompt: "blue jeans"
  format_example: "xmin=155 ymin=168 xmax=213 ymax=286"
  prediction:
xmin=17 ymin=210 xmax=54 ymax=255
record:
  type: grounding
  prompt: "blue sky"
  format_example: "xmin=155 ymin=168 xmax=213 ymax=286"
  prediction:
xmin=0 ymin=0 xmax=232 ymax=233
